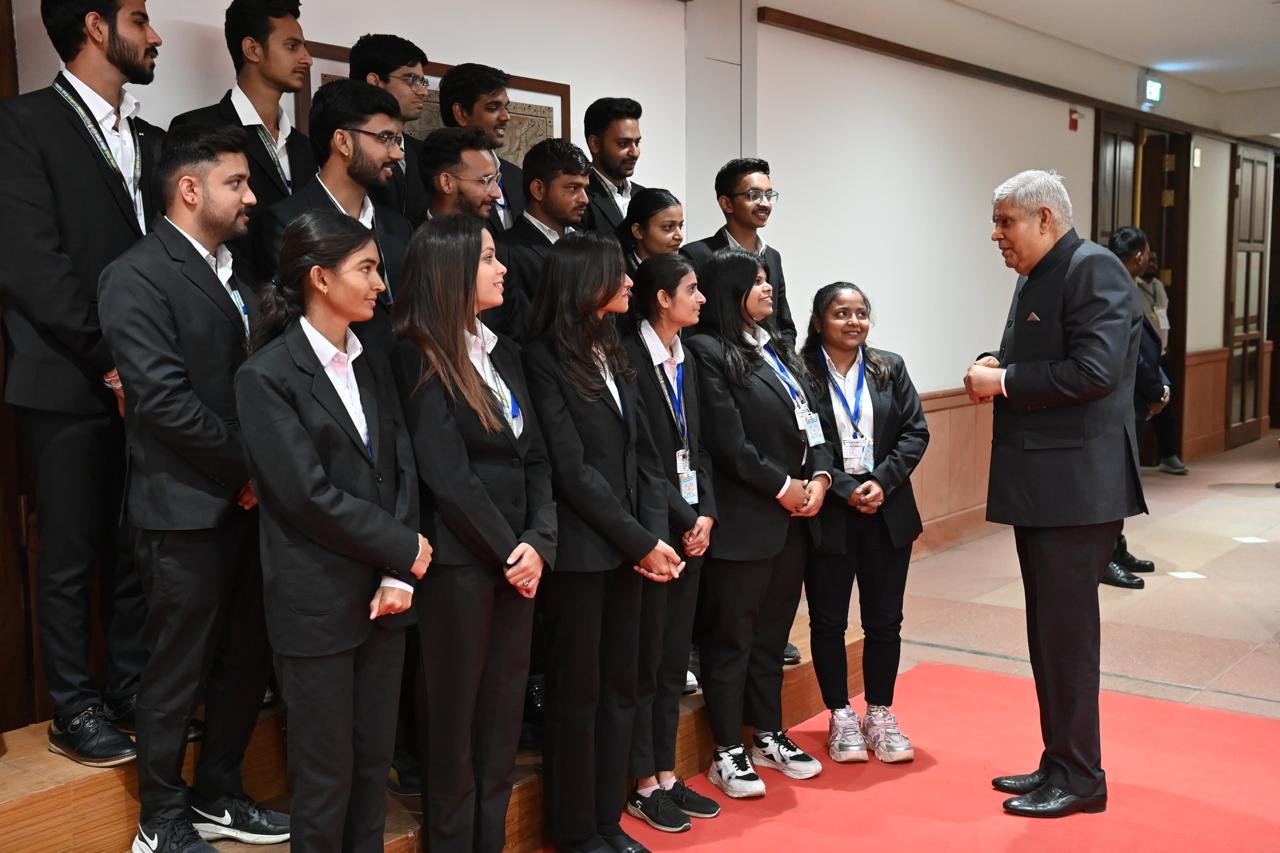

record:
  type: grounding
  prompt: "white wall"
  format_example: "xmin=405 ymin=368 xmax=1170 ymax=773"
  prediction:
xmin=13 ymin=0 xmax=688 ymax=198
xmin=1185 ymin=136 xmax=1231 ymax=353
xmin=755 ymin=23 xmax=1095 ymax=393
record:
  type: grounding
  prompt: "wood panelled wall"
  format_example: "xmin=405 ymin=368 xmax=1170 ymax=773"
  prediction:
xmin=911 ymin=390 xmax=999 ymax=556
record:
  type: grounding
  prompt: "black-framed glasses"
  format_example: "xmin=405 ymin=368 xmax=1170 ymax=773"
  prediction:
xmin=447 ymin=172 xmax=502 ymax=190
xmin=730 ymin=188 xmax=779 ymax=204
xmin=390 ymin=73 xmax=430 ymax=92
xmin=343 ymin=127 xmax=404 ymax=150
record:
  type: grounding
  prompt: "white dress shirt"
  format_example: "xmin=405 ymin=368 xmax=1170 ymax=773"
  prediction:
xmin=639 ymin=319 xmax=683 ymax=387
xmin=230 ymin=84 xmax=293 ymax=185
xmin=467 ymin=321 xmax=523 ymax=437
xmin=317 ymin=177 xmax=375 ymax=228
xmin=593 ymin=167 xmax=633 ymax=217
xmin=596 ymin=347 xmax=623 ymax=414
xmin=823 ymin=347 xmax=875 ymax=474
xmin=299 ymin=317 xmax=412 ymax=593
xmin=62 ymin=68 xmax=145 ymax=231
xmin=164 ymin=217 xmax=247 ymax=335
xmin=524 ymin=211 xmax=573 ymax=245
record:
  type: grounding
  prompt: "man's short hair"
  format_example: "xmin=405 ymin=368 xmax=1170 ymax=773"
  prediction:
xmin=714 ymin=157 xmax=770 ymax=200
xmin=1108 ymin=225 xmax=1148 ymax=260
xmin=438 ymin=63 xmax=509 ymax=127
xmin=224 ymin=0 xmax=301 ymax=75
xmin=419 ymin=127 xmax=491 ymax=186
xmin=308 ymin=79 xmax=401 ymax=166
xmin=157 ymin=123 xmax=249 ymax=202
xmin=349 ymin=33 xmax=427 ymax=81
xmin=992 ymin=169 xmax=1074 ymax=228
xmin=41 ymin=0 xmax=119 ymax=62
xmin=522 ymin=138 xmax=590 ymax=199
xmin=583 ymin=97 xmax=642 ymax=141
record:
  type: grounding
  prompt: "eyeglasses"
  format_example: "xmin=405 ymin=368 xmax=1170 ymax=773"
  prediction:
xmin=390 ymin=73 xmax=430 ymax=92
xmin=730 ymin=189 xmax=780 ymax=204
xmin=447 ymin=172 xmax=503 ymax=190
xmin=344 ymin=127 xmax=404 ymax=150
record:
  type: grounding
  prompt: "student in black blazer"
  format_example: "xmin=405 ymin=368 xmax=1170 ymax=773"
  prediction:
xmin=523 ymin=232 xmax=684 ymax=853
xmin=615 ymin=189 xmax=685 ymax=280
xmin=0 ymin=7 xmax=164 ymax=766
xmin=438 ymin=63 xmax=526 ymax=232
xmin=684 ymin=248 xmax=833 ymax=800
xmin=798 ymin=283 xmax=929 ymax=768
xmin=235 ymin=210 xmax=432 ymax=853
xmin=253 ymin=80 xmax=411 ymax=353
xmin=582 ymin=97 xmax=644 ymax=238
xmin=389 ymin=216 xmax=556 ymax=852
xmin=620 ymin=255 xmax=722 ymax=834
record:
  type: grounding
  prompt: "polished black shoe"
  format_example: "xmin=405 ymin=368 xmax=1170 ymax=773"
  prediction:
xmin=783 ymin=642 xmax=801 ymax=666
xmin=626 ymin=788 xmax=690 ymax=833
xmin=132 ymin=817 xmax=216 ymax=853
xmin=48 ymin=705 xmax=137 ymax=767
xmin=1003 ymin=783 xmax=1106 ymax=818
xmin=1113 ymin=534 xmax=1155 ymax=572
xmin=1100 ymin=561 xmax=1144 ymax=589
xmin=519 ymin=674 xmax=547 ymax=750
xmin=602 ymin=830 xmax=651 ymax=853
xmin=189 ymin=794 xmax=290 ymax=843
xmin=992 ymin=769 xmax=1047 ymax=794
xmin=667 ymin=778 xmax=721 ymax=818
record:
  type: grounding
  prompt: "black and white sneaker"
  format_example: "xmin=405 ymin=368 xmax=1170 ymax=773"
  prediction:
xmin=626 ymin=787 xmax=691 ymax=832
xmin=189 ymin=795 xmax=290 ymax=844
xmin=667 ymin=778 xmax=721 ymax=818
xmin=707 ymin=744 xmax=766 ymax=798
xmin=751 ymin=730 xmax=823 ymax=780
xmin=132 ymin=818 xmax=216 ymax=853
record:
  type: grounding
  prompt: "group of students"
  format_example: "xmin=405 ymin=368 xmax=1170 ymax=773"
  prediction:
xmin=0 ymin=3 xmax=934 ymax=853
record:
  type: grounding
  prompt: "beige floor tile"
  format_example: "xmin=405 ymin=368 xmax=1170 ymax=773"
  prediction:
xmin=1187 ymin=689 xmax=1280 ymax=720
xmin=1098 ymin=674 xmax=1199 ymax=703
xmin=902 ymin=600 xmax=1030 ymax=659
xmin=897 ymin=642 xmax=1028 ymax=676
xmin=1099 ymin=622 xmax=1256 ymax=688
xmin=1204 ymin=644 xmax=1280 ymax=701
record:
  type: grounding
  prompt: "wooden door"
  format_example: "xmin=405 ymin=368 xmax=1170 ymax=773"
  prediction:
xmin=1225 ymin=146 xmax=1272 ymax=448
xmin=1094 ymin=115 xmax=1140 ymax=248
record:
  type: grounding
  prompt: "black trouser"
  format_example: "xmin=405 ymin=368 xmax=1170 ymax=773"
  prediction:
xmin=133 ymin=514 xmax=270 ymax=821
xmin=417 ymin=562 xmax=535 ymax=853
xmin=1153 ymin=354 xmax=1178 ymax=458
xmin=541 ymin=565 xmax=642 ymax=846
xmin=807 ymin=511 xmax=912 ymax=709
xmin=700 ymin=519 xmax=808 ymax=747
xmin=392 ymin=626 xmax=418 ymax=775
xmin=631 ymin=556 xmax=703 ymax=779
xmin=21 ymin=408 xmax=146 ymax=719
xmin=1014 ymin=521 xmax=1120 ymax=799
xmin=278 ymin=626 xmax=404 ymax=853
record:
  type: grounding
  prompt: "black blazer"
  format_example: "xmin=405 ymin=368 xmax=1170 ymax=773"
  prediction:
xmin=99 ymin=218 xmax=259 ymax=530
xmin=684 ymin=334 xmax=833 ymax=561
xmin=253 ymin=179 xmax=412 ymax=353
xmin=681 ymin=230 xmax=796 ymax=345
xmin=487 ymin=213 xmax=555 ymax=342
xmin=486 ymin=156 xmax=526 ymax=233
xmin=810 ymin=348 xmax=929 ymax=552
xmin=235 ymin=320 xmax=420 ymax=657
xmin=390 ymin=336 xmax=556 ymax=570
xmin=0 ymin=74 xmax=164 ymax=415
xmin=370 ymin=133 xmax=429 ymax=226
xmin=522 ymin=335 xmax=668 ymax=572
xmin=169 ymin=91 xmax=315 ymax=267
xmin=1133 ymin=316 xmax=1167 ymax=419
xmin=622 ymin=330 xmax=716 ymax=543
xmin=988 ymin=230 xmax=1146 ymax=527
xmin=584 ymin=171 xmax=645 ymax=237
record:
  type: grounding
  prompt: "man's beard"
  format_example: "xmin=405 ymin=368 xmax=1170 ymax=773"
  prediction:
xmin=349 ymin=144 xmax=391 ymax=192
xmin=107 ymin=25 xmax=155 ymax=85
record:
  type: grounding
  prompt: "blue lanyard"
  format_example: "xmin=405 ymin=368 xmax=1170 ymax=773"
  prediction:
xmin=657 ymin=363 xmax=688 ymax=447
xmin=823 ymin=347 xmax=867 ymax=437
xmin=762 ymin=344 xmax=806 ymax=411
xmin=508 ymin=388 xmax=521 ymax=421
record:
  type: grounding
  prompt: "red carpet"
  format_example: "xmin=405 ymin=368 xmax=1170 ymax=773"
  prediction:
xmin=623 ymin=663 xmax=1280 ymax=852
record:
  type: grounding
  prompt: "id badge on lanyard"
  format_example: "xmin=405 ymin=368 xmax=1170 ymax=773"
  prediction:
xmin=766 ymin=345 xmax=824 ymax=447
xmin=828 ymin=347 xmax=873 ymax=472
xmin=663 ymin=366 xmax=699 ymax=504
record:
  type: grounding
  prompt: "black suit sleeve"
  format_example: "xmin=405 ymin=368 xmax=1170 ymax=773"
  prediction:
xmin=770 ymin=260 xmax=797 ymax=345
xmin=234 ymin=361 xmax=420 ymax=572
xmin=872 ymin=357 xmax=929 ymax=496
xmin=635 ymin=392 xmax=684 ymax=540
xmin=516 ymin=374 xmax=558 ymax=567
xmin=252 ymin=204 xmax=288 ymax=283
xmin=1134 ymin=321 xmax=1166 ymax=406
xmin=0 ymin=103 xmax=114 ymax=373
xmin=99 ymin=258 xmax=246 ymax=487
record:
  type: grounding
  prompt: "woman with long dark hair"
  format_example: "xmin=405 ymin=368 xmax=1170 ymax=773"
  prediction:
xmin=389 ymin=214 xmax=556 ymax=853
xmin=236 ymin=209 xmax=432 ymax=852
xmin=523 ymin=230 xmax=685 ymax=853
xmin=621 ymin=254 xmax=721 ymax=833
xmin=685 ymin=249 xmax=833 ymax=800
xmin=616 ymin=188 xmax=685 ymax=278
xmin=798 ymin=282 xmax=928 ymax=766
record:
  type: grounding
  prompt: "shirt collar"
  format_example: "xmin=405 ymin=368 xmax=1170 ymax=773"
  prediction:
xmin=229 ymin=84 xmax=291 ymax=142
xmin=821 ymin=346 xmax=861 ymax=381
xmin=639 ymin=319 xmax=684 ymax=368
xmin=318 ymin=176 xmax=375 ymax=229
xmin=465 ymin=320 xmax=499 ymax=358
xmin=722 ymin=225 xmax=767 ymax=257
xmin=593 ymin=167 xmax=630 ymax=198
xmin=300 ymin=316 xmax=363 ymax=368
xmin=523 ymin=211 xmax=571 ymax=244
xmin=164 ymin=217 xmax=234 ymax=284
xmin=62 ymin=67 xmax=139 ymax=128
xmin=743 ymin=324 xmax=771 ymax=350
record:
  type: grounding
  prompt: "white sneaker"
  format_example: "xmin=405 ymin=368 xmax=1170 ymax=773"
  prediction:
xmin=863 ymin=705 xmax=914 ymax=763
xmin=827 ymin=707 xmax=869 ymax=762
xmin=683 ymin=670 xmax=699 ymax=695
xmin=751 ymin=730 xmax=823 ymax=780
xmin=707 ymin=744 xmax=766 ymax=798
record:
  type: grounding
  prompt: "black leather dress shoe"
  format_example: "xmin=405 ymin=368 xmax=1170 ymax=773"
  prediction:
xmin=991 ymin=769 xmax=1047 ymax=794
xmin=783 ymin=642 xmax=801 ymax=666
xmin=1100 ymin=561 xmax=1144 ymax=589
xmin=48 ymin=706 xmax=137 ymax=767
xmin=1113 ymin=534 xmax=1155 ymax=572
xmin=602 ymin=830 xmax=651 ymax=853
xmin=1003 ymin=783 xmax=1106 ymax=817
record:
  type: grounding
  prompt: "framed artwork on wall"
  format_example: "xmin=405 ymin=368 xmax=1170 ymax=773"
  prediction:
xmin=295 ymin=42 xmax=572 ymax=167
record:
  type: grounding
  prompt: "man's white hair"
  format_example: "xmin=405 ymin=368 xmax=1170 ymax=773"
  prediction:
xmin=992 ymin=169 xmax=1074 ymax=228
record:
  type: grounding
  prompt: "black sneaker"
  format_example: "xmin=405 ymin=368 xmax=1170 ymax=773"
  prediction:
xmin=667 ymin=778 xmax=720 ymax=818
xmin=626 ymin=788 xmax=691 ymax=833
xmin=189 ymin=794 xmax=290 ymax=844
xmin=783 ymin=642 xmax=801 ymax=666
xmin=104 ymin=695 xmax=204 ymax=742
xmin=388 ymin=759 xmax=421 ymax=796
xmin=48 ymin=705 xmax=136 ymax=767
xmin=131 ymin=818 xmax=216 ymax=853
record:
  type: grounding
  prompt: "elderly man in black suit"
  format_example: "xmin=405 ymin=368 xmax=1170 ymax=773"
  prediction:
xmin=965 ymin=169 xmax=1146 ymax=819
